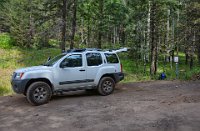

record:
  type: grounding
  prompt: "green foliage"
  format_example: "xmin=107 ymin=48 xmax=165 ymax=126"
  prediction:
xmin=1 ymin=0 xmax=31 ymax=47
xmin=0 ymin=0 xmax=61 ymax=48
xmin=0 ymin=33 xmax=14 ymax=49
xmin=48 ymin=39 xmax=60 ymax=47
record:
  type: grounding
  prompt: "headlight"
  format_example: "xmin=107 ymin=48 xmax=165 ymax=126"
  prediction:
xmin=15 ymin=72 xmax=24 ymax=79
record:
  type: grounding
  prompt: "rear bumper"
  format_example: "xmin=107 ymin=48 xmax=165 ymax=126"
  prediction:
xmin=114 ymin=72 xmax=124 ymax=83
xmin=11 ymin=79 xmax=29 ymax=94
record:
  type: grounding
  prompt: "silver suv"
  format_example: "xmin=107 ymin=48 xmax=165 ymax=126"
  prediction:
xmin=11 ymin=48 xmax=125 ymax=105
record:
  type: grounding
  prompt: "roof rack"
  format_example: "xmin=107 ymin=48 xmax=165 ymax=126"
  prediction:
xmin=66 ymin=49 xmax=86 ymax=53
xmin=65 ymin=47 xmax=129 ymax=53
xmin=85 ymin=48 xmax=102 ymax=51
xmin=66 ymin=48 xmax=102 ymax=53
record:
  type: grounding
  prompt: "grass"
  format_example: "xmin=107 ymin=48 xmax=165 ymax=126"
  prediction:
xmin=0 ymin=47 xmax=200 ymax=96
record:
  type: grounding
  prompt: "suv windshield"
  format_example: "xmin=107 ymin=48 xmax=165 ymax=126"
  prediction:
xmin=44 ymin=54 xmax=65 ymax=66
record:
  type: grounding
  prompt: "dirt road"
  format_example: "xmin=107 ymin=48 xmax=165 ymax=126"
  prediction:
xmin=0 ymin=80 xmax=200 ymax=131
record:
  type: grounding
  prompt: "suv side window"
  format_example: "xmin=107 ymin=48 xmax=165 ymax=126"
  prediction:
xmin=86 ymin=53 xmax=102 ymax=66
xmin=105 ymin=53 xmax=119 ymax=63
xmin=60 ymin=54 xmax=82 ymax=68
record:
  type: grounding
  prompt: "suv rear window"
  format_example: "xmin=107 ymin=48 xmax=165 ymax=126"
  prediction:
xmin=105 ymin=53 xmax=119 ymax=63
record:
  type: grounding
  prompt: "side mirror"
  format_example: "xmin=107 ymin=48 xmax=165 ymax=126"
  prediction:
xmin=47 ymin=57 xmax=51 ymax=62
xmin=60 ymin=61 xmax=68 ymax=68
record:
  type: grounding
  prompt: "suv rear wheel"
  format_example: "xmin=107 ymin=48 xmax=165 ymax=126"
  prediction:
xmin=26 ymin=81 xmax=52 ymax=106
xmin=98 ymin=77 xmax=115 ymax=96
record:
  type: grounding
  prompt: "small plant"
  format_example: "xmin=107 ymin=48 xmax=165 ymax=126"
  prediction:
xmin=0 ymin=33 xmax=14 ymax=49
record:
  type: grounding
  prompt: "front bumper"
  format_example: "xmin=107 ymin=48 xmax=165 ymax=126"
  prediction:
xmin=11 ymin=79 xmax=29 ymax=94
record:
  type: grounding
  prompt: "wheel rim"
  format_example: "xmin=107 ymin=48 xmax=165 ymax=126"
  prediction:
xmin=33 ymin=86 xmax=47 ymax=101
xmin=102 ymin=80 xmax=113 ymax=93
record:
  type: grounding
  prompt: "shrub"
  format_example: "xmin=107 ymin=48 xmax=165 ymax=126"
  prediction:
xmin=0 ymin=33 xmax=14 ymax=49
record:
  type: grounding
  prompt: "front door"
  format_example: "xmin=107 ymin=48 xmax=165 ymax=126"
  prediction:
xmin=56 ymin=54 xmax=87 ymax=90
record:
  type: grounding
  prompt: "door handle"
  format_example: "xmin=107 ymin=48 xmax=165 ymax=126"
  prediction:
xmin=79 ymin=69 xmax=85 ymax=72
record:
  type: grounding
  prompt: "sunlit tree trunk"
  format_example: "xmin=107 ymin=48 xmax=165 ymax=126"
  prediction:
xmin=87 ymin=4 xmax=91 ymax=47
xmin=81 ymin=18 xmax=84 ymax=45
xmin=146 ymin=0 xmax=151 ymax=62
xmin=176 ymin=7 xmax=180 ymax=56
xmin=166 ymin=9 xmax=170 ymax=48
xmin=165 ymin=9 xmax=170 ymax=68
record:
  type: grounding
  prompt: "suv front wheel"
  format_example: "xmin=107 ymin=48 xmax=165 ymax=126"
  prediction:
xmin=98 ymin=77 xmax=115 ymax=96
xmin=26 ymin=81 xmax=52 ymax=106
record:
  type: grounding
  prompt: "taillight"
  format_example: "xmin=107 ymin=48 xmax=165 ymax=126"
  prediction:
xmin=120 ymin=63 xmax=123 ymax=72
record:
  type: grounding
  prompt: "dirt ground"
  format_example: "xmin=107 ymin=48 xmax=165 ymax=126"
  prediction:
xmin=0 ymin=80 xmax=200 ymax=131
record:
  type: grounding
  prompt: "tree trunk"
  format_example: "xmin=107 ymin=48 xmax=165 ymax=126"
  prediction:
xmin=113 ymin=27 xmax=116 ymax=45
xmin=60 ymin=0 xmax=67 ymax=52
xmin=184 ymin=31 xmax=189 ymax=65
xmin=98 ymin=0 xmax=103 ymax=49
xmin=28 ymin=0 xmax=34 ymax=47
xmin=176 ymin=8 xmax=180 ymax=56
xmin=198 ymin=37 xmax=200 ymax=64
xmin=166 ymin=9 xmax=170 ymax=48
xmin=70 ymin=0 xmax=77 ymax=49
xmin=117 ymin=27 xmax=120 ymax=44
xmin=171 ymin=14 xmax=175 ymax=69
xmin=190 ymin=56 xmax=193 ymax=70
xmin=81 ymin=18 xmax=84 ymax=45
xmin=87 ymin=21 xmax=90 ymax=47
xmin=150 ymin=1 xmax=157 ymax=76
xmin=121 ymin=25 xmax=126 ymax=46
xmin=185 ymin=52 xmax=189 ymax=65
xmin=87 ymin=4 xmax=91 ymax=47
xmin=28 ymin=14 xmax=34 ymax=47
xmin=146 ymin=0 xmax=151 ymax=62
xmin=190 ymin=31 xmax=196 ymax=69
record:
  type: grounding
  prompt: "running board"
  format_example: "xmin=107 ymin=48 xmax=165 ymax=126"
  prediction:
xmin=54 ymin=86 xmax=96 ymax=94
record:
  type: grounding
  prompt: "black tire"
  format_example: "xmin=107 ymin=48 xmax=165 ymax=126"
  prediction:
xmin=98 ymin=77 xmax=115 ymax=96
xmin=26 ymin=81 xmax=52 ymax=106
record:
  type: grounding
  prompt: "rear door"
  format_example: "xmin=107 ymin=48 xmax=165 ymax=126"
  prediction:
xmin=86 ymin=52 xmax=103 ymax=86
